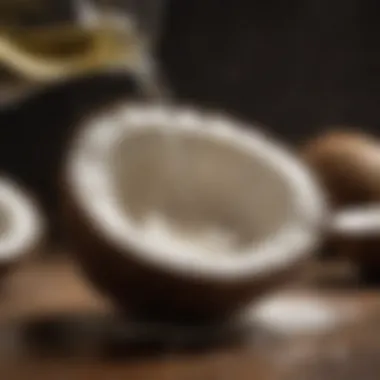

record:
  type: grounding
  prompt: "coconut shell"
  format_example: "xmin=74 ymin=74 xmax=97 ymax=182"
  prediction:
xmin=62 ymin=186 xmax=301 ymax=324
xmin=61 ymin=105 xmax=314 ymax=324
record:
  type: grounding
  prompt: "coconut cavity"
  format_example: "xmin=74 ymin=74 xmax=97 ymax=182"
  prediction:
xmin=111 ymin=129 xmax=294 ymax=258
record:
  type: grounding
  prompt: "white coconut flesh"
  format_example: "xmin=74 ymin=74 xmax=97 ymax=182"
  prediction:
xmin=0 ymin=178 xmax=43 ymax=262
xmin=67 ymin=104 xmax=327 ymax=280
xmin=249 ymin=293 xmax=357 ymax=336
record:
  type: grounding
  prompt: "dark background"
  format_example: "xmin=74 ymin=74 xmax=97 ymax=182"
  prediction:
xmin=2 ymin=0 xmax=379 ymax=144
xmin=159 ymin=0 xmax=380 ymax=143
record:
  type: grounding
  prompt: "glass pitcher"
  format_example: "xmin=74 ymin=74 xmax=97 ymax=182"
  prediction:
xmin=0 ymin=0 xmax=165 ymax=103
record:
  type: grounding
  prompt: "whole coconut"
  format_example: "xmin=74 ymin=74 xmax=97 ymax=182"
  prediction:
xmin=302 ymin=130 xmax=380 ymax=207
xmin=302 ymin=129 xmax=380 ymax=280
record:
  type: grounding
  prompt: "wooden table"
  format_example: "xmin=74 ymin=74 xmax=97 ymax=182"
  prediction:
xmin=0 ymin=254 xmax=380 ymax=379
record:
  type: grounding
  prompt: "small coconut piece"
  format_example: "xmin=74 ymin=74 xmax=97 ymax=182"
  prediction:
xmin=0 ymin=177 xmax=44 ymax=279
xmin=301 ymin=129 xmax=380 ymax=207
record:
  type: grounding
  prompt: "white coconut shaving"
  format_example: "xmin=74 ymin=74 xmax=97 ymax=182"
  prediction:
xmin=250 ymin=294 xmax=353 ymax=336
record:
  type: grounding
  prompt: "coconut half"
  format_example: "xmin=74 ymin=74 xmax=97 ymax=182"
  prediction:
xmin=0 ymin=177 xmax=44 ymax=276
xmin=64 ymin=103 xmax=327 ymax=321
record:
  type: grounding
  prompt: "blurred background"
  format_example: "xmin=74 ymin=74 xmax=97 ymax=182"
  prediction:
xmin=1 ymin=0 xmax=379 ymax=139
xmin=0 ymin=1 xmax=380 ymax=379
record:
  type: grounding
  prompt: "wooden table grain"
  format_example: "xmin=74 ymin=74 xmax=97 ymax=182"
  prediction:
xmin=0 ymin=254 xmax=379 ymax=379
